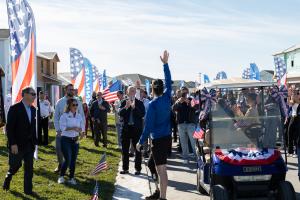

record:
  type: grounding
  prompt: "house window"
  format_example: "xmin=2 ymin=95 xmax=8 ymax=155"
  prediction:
xmin=53 ymin=63 xmax=55 ymax=74
xmin=41 ymin=60 xmax=44 ymax=73
xmin=291 ymin=60 xmax=294 ymax=67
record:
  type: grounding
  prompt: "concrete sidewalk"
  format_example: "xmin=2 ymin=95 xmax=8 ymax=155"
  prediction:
xmin=113 ymin=142 xmax=300 ymax=200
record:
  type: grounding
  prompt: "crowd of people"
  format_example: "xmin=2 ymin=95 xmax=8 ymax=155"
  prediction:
xmin=2 ymin=50 xmax=300 ymax=199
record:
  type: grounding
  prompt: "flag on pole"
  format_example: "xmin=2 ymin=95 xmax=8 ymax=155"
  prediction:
xmin=249 ymin=63 xmax=260 ymax=80
xmin=90 ymin=181 xmax=99 ymax=200
xmin=83 ymin=57 xmax=93 ymax=103
xmin=92 ymin=65 xmax=101 ymax=92
xmin=7 ymin=0 xmax=37 ymax=105
xmin=242 ymin=68 xmax=250 ymax=79
xmin=70 ymin=48 xmax=85 ymax=100
xmin=193 ymin=126 xmax=204 ymax=139
xmin=90 ymin=153 xmax=108 ymax=176
xmin=203 ymin=74 xmax=210 ymax=83
xmin=274 ymin=57 xmax=287 ymax=86
xmin=102 ymin=70 xmax=107 ymax=90
xmin=102 ymin=81 xmax=122 ymax=103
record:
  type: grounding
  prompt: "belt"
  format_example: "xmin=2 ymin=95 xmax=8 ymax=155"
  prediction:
xmin=62 ymin=136 xmax=79 ymax=141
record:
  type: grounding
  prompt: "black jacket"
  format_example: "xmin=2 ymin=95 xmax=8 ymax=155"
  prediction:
xmin=173 ymin=101 xmax=196 ymax=124
xmin=6 ymin=101 xmax=37 ymax=150
xmin=90 ymin=99 xmax=111 ymax=123
xmin=119 ymin=98 xmax=145 ymax=131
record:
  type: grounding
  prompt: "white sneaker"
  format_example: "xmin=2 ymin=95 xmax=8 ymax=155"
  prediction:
xmin=57 ymin=176 xmax=65 ymax=184
xmin=292 ymin=154 xmax=298 ymax=158
xmin=68 ymin=178 xmax=77 ymax=185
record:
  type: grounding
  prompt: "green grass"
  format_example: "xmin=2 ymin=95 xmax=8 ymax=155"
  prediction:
xmin=0 ymin=114 xmax=120 ymax=200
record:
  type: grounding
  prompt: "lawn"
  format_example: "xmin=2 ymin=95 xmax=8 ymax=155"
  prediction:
xmin=0 ymin=114 xmax=120 ymax=200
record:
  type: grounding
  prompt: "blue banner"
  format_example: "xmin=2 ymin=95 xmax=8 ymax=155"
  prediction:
xmin=250 ymin=63 xmax=260 ymax=80
xmin=102 ymin=70 xmax=107 ymax=90
xmin=145 ymin=79 xmax=150 ymax=95
xmin=203 ymin=74 xmax=210 ymax=83
xmin=83 ymin=58 xmax=93 ymax=103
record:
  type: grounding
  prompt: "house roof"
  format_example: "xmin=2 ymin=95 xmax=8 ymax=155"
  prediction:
xmin=37 ymin=52 xmax=60 ymax=62
xmin=0 ymin=29 xmax=9 ymax=39
xmin=273 ymin=44 xmax=300 ymax=56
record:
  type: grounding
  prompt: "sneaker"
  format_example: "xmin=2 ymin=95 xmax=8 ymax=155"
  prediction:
xmin=68 ymin=178 xmax=77 ymax=185
xmin=57 ymin=176 xmax=65 ymax=184
xmin=145 ymin=189 xmax=160 ymax=200
xmin=292 ymin=154 xmax=297 ymax=158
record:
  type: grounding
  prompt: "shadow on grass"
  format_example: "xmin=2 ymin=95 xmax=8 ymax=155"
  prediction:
xmin=80 ymin=146 xmax=117 ymax=157
xmin=0 ymin=145 xmax=8 ymax=157
xmin=10 ymin=190 xmax=44 ymax=200
xmin=33 ymin=167 xmax=115 ymax=199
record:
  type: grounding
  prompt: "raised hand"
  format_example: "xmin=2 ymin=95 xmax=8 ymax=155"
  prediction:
xmin=160 ymin=50 xmax=169 ymax=64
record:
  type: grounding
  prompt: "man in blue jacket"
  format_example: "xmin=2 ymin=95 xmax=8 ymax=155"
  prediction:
xmin=137 ymin=50 xmax=172 ymax=200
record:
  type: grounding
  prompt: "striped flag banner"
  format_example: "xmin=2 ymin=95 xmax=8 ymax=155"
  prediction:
xmin=70 ymin=48 xmax=85 ymax=101
xmin=102 ymin=80 xmax=122 ymax=103
xmin=7 ymin=0 xmax=37 ymax=104
xmin=90 ymin=153 xmax=108 ymax=176
xmin=92 ymin=65 xmax=101 ymax=92
xmin=90 ymin=181 xmax=99 ymax=200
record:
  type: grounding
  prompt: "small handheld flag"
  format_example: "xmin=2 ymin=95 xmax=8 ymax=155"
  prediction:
xmin=193 ymin=126 xmax=204 ymax=139
xmin=90 ymin=181 xmax=99 ymax=200
xmin=90 ymin=153 xmax=108 ymax=176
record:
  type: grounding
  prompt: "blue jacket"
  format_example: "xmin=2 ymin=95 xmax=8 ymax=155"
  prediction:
xmin=139 ymin=63 xmax=172 ymax=144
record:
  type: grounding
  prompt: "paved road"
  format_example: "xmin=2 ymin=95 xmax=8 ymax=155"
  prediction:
xmin=113 ymin=142 xmax=300 ymax=200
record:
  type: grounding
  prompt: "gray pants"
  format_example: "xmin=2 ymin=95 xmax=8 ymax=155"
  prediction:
xmin=116 ymin=123 xmax=122 ymax=147
xmin=178 ymin=123 xmax=196 ymax=159
xmin=56 ymin=135 xmax=64 ymax=165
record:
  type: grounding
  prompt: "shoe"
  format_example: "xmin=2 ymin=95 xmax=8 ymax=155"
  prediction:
xmin=135 ymin=171 xmax=141 ymax=175
xmin=94 ymin=141 xmax=99 ymax=147
xmin=129 ymin=153 xmax=134 ymax=157
xmin=145 ymin=189 xmax=160 ymax=200
xmin=120 ymin=170 xmax=129 ymax=174
xmin=292 ymin=154 xmax=297 ymax=158
xmin=2 ymin=174 xmax=12 ymax=191
xmin=68 ymin=178 xmax=77 ymax=185
xmin=54 ymin=164 xmax=61 ymax=173
xmin=57 ymin=176 xmax=65 ymax=184
xmin=103 ymin=144 xmax=107 ymax=148
xmin=24 ymin=191 xmax=33 ymax=195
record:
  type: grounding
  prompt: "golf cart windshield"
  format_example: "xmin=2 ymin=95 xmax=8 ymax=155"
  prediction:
xmin=210 ymin=87 xmax=283 ymax=150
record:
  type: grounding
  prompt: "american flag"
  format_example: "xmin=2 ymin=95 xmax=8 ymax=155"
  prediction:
xmin=92 ymin=65 xmax=101 ymax=92
xmin=90 ymin=181 xmax=99 ymax=200
xmin=274 ymin=57 xmax=287 ymax=86
xmin=70 ymin=48 xmax=85 ymax=100
xmin=193 ymin=126 xmax=204 ymax=139
xmin=7 ymin=0 xmax=36 ymax=104
xmin=90 ymin=153 xmax=108 ymax=176
xmin=242 ymin=68 xmax=250 ymax=79
xmin=102 ymin=80 xmax=122 ymax=103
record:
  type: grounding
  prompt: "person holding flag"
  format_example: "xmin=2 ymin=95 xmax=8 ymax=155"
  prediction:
xmin=136 ymin=50 xmax=172 ymax=200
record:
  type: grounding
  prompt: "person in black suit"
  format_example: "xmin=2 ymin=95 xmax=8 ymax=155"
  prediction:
xmin=90 ymin=91 xmax=111 ymax=147
xmin=3 ymin=86 xmax=37 ymax=195
xmin=119 ymin=86 xmax=145 ymax=175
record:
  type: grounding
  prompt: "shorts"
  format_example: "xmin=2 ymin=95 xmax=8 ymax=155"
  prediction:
xmin=151 ymin=135 xmax=172 ymax=166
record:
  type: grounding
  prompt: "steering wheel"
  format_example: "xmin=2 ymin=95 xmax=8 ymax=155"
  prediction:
xmin=243 ymin=123 xmax=263 ymax=145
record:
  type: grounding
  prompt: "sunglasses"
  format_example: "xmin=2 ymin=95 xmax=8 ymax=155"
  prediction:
xmin=29 ymin=92 xmax=36 ymax=96
xmin=72 ymin=103 xmax=78 ymax=107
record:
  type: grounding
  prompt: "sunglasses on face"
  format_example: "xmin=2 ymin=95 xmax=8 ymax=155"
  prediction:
xmin=72 ymin=103 xmax=78 ymax=107
xmin=29 ymin=92 xmax=36 ymax=96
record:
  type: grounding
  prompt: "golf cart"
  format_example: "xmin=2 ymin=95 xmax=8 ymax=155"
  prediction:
xmin=195 ymin=78 xmax=296 ymax=199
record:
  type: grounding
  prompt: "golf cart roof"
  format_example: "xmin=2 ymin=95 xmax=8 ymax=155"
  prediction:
xmin=200 ymin=77 xmax=275 ymax=89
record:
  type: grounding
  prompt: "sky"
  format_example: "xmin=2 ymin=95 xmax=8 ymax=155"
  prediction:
xmin=1 ymin=0 xmax=300 ymax=81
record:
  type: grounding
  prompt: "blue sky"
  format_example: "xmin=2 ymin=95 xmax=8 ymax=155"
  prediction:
xmin=1 ymin=0 xmax=300 ymax=81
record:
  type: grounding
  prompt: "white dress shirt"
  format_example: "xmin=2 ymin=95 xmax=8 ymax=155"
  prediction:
xmin=39 ymin=99 xmax=51 ymax=118
xmin=59 ymin=111 xmax=85 ymax=138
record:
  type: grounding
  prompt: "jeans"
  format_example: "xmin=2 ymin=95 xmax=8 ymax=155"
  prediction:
xmin=178 ymin=123 xmax=196 ymax=159
xmin=60 ymin=136 xmax=79 ymax=178
xmin=116 ymin=123 xmax=122 ymax=147
xmin=55 ymin=135 xmax=64 ymax=165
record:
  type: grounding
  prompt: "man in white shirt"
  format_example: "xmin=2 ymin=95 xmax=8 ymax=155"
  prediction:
xmin=53 ymin=84 xmax=85 ymax=173
xmin=38 ymin=91 xmax=52 ymax=145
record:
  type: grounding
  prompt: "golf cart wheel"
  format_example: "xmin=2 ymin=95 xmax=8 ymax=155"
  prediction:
xmin=196 ymin=168 xmax=207 ymax=194
xmin=276 ymin=181 xmax=296 ymax=200
xmin=211 ymin=185 xmax=229 ymax=200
